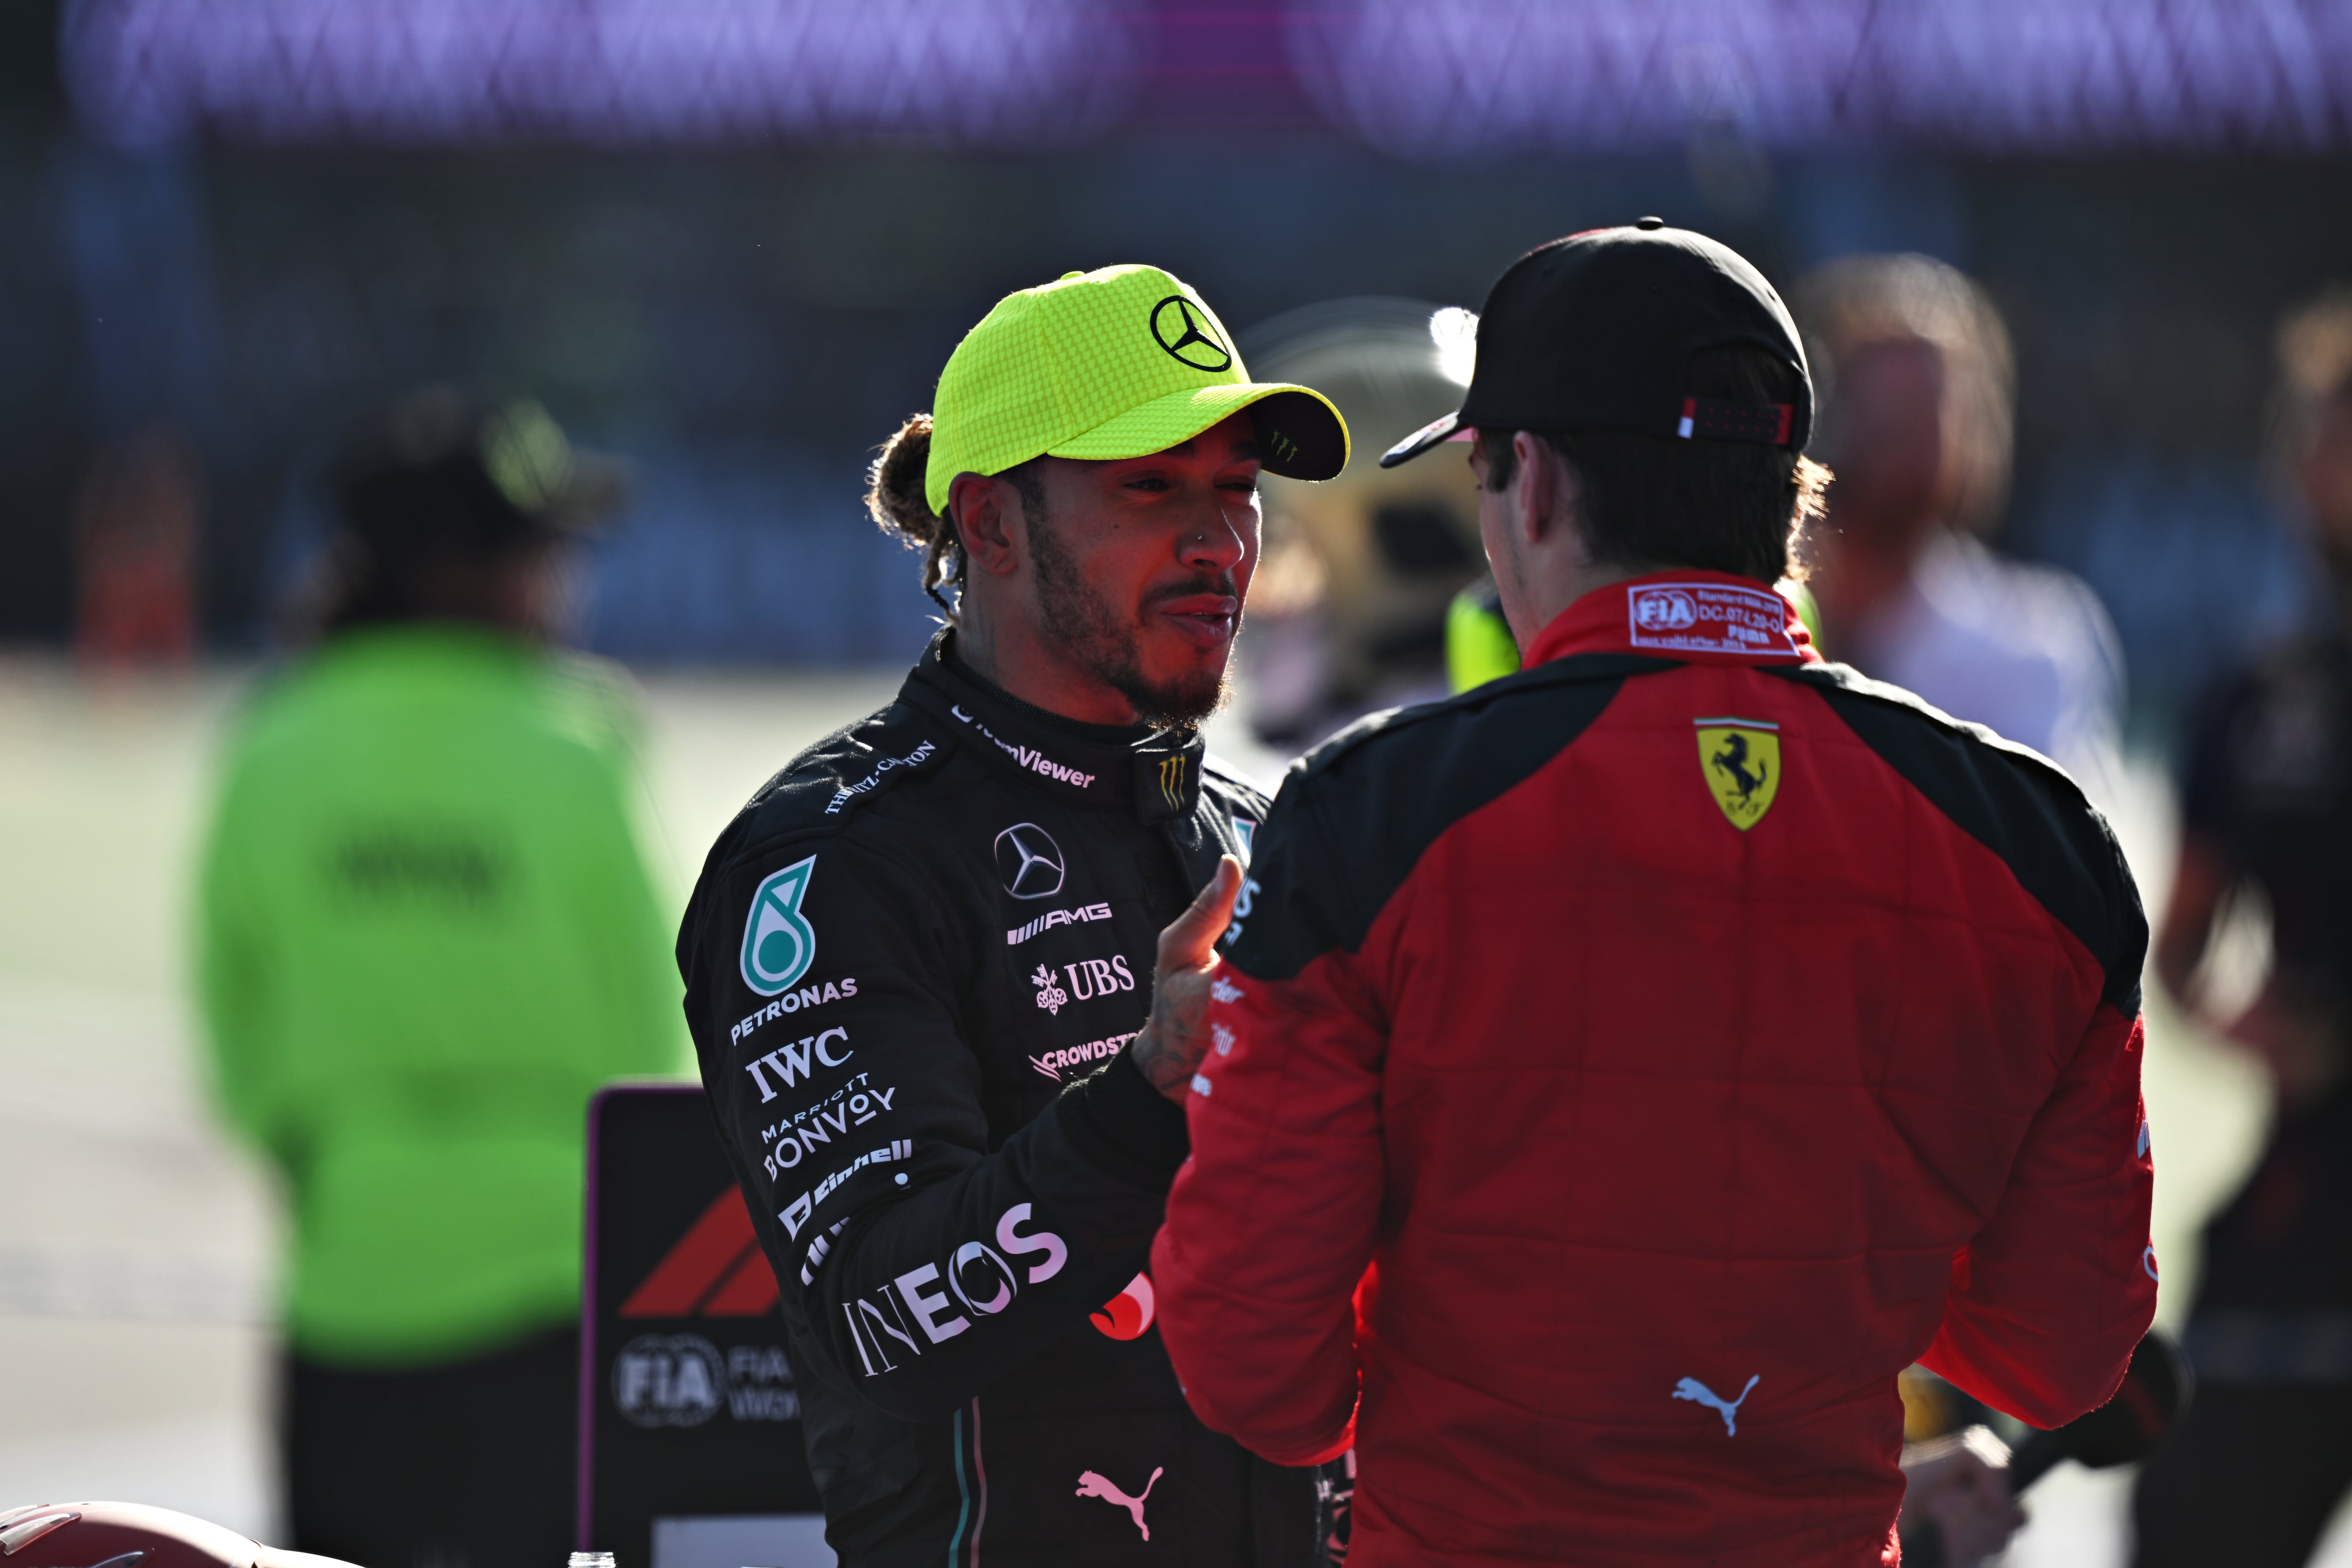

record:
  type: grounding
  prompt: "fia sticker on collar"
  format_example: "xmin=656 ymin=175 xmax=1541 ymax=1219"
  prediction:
xmin=1627 ymin=581 xmax=1798 ymax=658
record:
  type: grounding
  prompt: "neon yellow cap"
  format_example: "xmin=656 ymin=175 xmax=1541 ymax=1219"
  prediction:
xmin=924 ymin=263 xmax=1351 ymax=515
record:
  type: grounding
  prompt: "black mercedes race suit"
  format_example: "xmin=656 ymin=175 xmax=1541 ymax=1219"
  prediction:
xmin=677 ymin=630 xmax=1322 ymax=1568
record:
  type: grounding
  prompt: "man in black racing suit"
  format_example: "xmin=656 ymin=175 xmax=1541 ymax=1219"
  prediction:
xmin=675 ymin=264 xmax=1351 ymax=1566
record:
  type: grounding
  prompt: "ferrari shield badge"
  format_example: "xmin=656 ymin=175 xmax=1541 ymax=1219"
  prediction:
xmin=1694 ymin=718 xmax=1780 ymax=830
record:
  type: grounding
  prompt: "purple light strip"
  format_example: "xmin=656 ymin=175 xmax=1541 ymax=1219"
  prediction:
xmin=61 ymin=0 xmax=2352 ymax=153
xmin=63 ymin=0 xmax=1148 ymax=149
xmin=1284 ymin=0 xmax=2352 ymax=155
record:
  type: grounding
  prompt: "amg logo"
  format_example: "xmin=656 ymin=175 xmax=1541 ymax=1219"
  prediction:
xmin=1008 ymin=902 xmax=1112 ymax=946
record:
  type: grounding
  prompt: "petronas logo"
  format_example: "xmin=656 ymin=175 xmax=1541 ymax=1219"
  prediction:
xmin=740 ymin=856 xmax=818 ymax=996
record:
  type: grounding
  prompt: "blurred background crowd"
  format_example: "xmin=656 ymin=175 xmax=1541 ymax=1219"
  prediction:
xmin=7 ymin=1 xmax=2352 ymax=1564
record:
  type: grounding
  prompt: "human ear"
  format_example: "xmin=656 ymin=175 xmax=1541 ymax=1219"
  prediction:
xmin=946 ymin=471 xmax=1028 ymax=580
xmin=1511 ymin=430 xmax=1555 ymax=548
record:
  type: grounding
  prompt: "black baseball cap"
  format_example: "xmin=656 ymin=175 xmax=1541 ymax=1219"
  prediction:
xmin=334 ymin=386 xmax=624 ymax=550
xmin=1380 ymin=218 xmax=1812 ymax=468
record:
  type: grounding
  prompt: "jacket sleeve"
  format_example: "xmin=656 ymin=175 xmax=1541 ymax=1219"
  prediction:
xmin=1920 ymin=1000 xmax=2158 ymax=1427
xmin=1152 ymin=787 xmax=1382 ymax=1465
xmin=681 ymin=831 xmax=1188 ymax=1422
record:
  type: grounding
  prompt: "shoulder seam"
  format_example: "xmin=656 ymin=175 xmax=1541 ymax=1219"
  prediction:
xmin=736 ymin=703 xmax=956 ymax=830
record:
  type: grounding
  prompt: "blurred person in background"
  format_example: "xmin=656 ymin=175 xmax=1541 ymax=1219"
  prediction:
xmin=675 ymin=264 xmax=1349 ymax=1565
xmin=1237 ymin=300 xmax=1486 ymax=746
xmin=197 ymin=387 xmax=688 ymax=1568
xmin=73 ymin=421 xmax=202 ymax=668
xmin=1444 ymin=575 xmax=1520 ymax=692
xmin=2132 ymin=290 xmax=2352 ymax=1568
xmin=1796 ymin=254 xmax=2125 ymax=805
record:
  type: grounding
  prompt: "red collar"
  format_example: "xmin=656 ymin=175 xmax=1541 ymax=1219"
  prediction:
xmin=1524 ymin=569 xmax=1822 ymax=668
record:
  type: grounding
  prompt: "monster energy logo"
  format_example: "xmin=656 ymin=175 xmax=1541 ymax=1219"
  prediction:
xmin=1157 ymin=755 xmax=1187 ymax=810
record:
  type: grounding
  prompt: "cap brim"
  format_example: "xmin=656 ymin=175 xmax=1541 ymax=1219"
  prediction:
xmin=1377 ymin=409 xmax=1465 ymax=469
xmin=1046 ymin=382 xmax=1349 ymax=481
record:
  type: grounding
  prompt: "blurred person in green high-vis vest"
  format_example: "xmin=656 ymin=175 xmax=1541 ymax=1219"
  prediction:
xmin=197 ymin=388 xmax=688 ymax=1568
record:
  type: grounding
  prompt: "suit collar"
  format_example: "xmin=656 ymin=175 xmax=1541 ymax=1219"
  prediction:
xmin=902 ymin=629 xmax=1206 ymax=824
xmin=1526 ymin=569 xmax=1821 ymax=668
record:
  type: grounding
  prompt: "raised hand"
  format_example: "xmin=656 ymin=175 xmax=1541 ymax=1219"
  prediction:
xmin=1129 ymin=855 xmax=1244 ymax=1103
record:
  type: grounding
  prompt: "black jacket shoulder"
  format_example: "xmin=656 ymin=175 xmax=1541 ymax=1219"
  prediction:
xmin=707 ymin=699 xmax=951 ymax=872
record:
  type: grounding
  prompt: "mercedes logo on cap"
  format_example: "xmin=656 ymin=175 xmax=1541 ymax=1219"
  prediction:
xmin=1150 ymin=295 xmax=1233 ymax=372
xmin=993 ymin=823 xmax=1067 ymax=900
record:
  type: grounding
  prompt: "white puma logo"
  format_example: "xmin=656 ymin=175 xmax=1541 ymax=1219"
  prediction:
xmin=1076 ymin=1466 xmax=1163 ymax=1539
xmin=1672 ymin=1373 xmax=1761 ymax=1435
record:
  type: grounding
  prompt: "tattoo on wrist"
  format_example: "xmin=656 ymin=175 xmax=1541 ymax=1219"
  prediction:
xmin=1130 ymin=1018 xmax=1194 ymax=1099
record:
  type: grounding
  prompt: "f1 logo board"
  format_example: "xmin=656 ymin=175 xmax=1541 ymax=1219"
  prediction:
xmin=581 ymin=1083 xmax=830 ymax=1568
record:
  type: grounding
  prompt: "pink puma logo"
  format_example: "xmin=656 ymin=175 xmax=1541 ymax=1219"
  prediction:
xmin=1076 ymin=1466 xmax=1163 ymax=1539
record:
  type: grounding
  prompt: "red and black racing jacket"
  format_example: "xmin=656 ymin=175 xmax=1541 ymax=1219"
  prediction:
xmin=1154 ymin=569 xmax=2158 ymax=1567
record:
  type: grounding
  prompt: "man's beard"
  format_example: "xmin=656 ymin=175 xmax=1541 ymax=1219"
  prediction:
xmin=1029 ymin=511 xmax=1235 ymax=731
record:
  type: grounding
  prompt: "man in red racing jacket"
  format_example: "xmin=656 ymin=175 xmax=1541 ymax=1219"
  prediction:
xmin=1152 ymin=223 xmax=2158 ymax=1566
